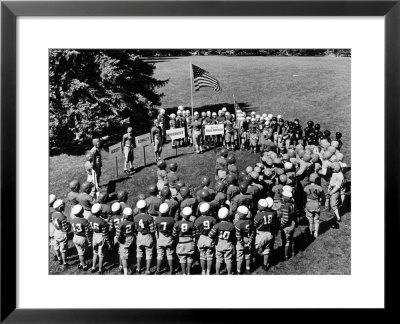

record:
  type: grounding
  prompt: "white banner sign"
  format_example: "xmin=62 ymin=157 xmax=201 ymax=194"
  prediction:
xmin=108 ymin=142 xmax=122 ymax=158
xmin=166 ymin=127 xmax=185 ymax=140
xmin=135 ymin=133 xmax=151 ymax=147
xmin=205 ymin=124 xmax=225 ymax=135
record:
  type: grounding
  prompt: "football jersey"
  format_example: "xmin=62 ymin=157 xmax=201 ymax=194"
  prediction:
xmin=225 ymin=119 xmax=234 ymax=132
xmin=173 ymin=220 xmax=196 ymax=238
xmin=77 ymin=192 xmax=93 ymax=211
xmin=304 ymin=183 xmax=324 ymax=201
xmin=116 ymin=220 xmax=135 ymax=243
xmin=226 ymin=185 xmax=240 ymax=202
xmin=71 ymin=217 xmax=91 ymax=239
xmin=155 ymin=216 xmax=175 ymax=237
xmin=164 ymin=198 xmax=179 ymax=221
xmin=51 ymin=211 xmax=69 ymax=232
xmin=194 ymin=215 xmax=217 ymax=236
xmin=235 ymin=219 xmax=255 ymax=244
xmin=227 ymin=164 xmax=238 ymax=178
xmin=230 ymin=193 xmax=253 ymax=215
xmin=87 ymin=215 xmax=112 ymax=245
xmin=134 ymin=213 xmax=156 ymax=234
xmin=214 ymin=192 xmax=227 ymax=208
xmin=209 ymin=221 xmax=236 ymax=243
xmin=100 ymin=203 xmax=112 ymax=219
xmin=145 ymin=196 xmax=162 ymax=216
xmin=215 ymin=157 xmax=227 ymax=172
xmin=253 ymin=210 xmax=279 ymax=232
xmin=119 ymin=202 xmax=131 ymax=211
xmin=278 ymin=202 xmax=296 ymax=228
xmin=157 ymin=170 xmax=167 ymax=182
xmin=67 ymin=191 xmax=79 ymax=206
xmin=109 ymin=214 xmax=124 ymax=235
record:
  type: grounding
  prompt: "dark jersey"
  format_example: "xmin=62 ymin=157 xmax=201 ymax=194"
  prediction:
xmin=87 ymin=215 xmax=112 ymax=246
xmin=209 ymin=221 xmax=236 ymax=243
xmin=235 ymin=219 xmax=255 ymax=245
xmin=108 ymin=214 xmax=123 ymax=235
xmin=194 ymin=215 xmax=217 ymax=237
xmin=214 ymin=192 xmax=227 ymax=208
xmin=278 ymin=202 xmax=297 ymax=228
xmin=77 ymin=192 xmax=93 ymax=211
xmin=173 ymin=220 xmax=196 ymax=239
xmin=115 ymin=220 xmax=135 ymax=243
xmin=164 ymin=198 xmax=180 ymax=221
xmin=253 ymin=210 xmax=279 ymax=232
xmin=272 ymin=184 xmax=284 ymax=201
xmin=230 ymin=193 xmax=253 ymax=215
xmin=51 ymin=211 xmax=69 ymax=232
xmin=155 ymin=216 xmax=175 ymax=237
xmin=167 ymin=172 xmax=179 ymax=188
xmin=134 ymin=213 xmax=156 ymax=234
xmin=304 ymin=183 xmax=324 ymax=201
xmin=145 ymin=196 xmax=162 ymax=216
xmin=226 ymin=185 xmax=240 ymax=202
xmin=71 ymin=217 xmax=91 ymax=239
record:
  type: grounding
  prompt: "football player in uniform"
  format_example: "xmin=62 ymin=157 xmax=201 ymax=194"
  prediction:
xmin=227 ymin=155 xmax=238 ymax=179
xmin=328 ymin=162 xmax=345 ymax=228
xmin=167 ymin=162 xmax=180 ymax=197
xmin=194 ymin=203 xmax=217 ymax=275
xmin=253 ymin=198 xmax=278 ymax=271
xmin=215 ymin=148 xmax=228 ymax=180
xmin=335 ymin=132 xmax=343 ymax=151
xmin=230 ymin=182 xmax=253 ymax=218
xmin=144 ymin=184 xmax=162 ymax=218
xmin=49 ymin=194 xmax=57 ymax=260
xmin=51 ymin=199 xmax=70 ymax=268
xmin=115 ymin=207 xmax=135 ymax=275
xmin=224 ymin=112 xmax=235 ymax=150
xmin=90 ymin=136 xmax=109 ymax=186
xmin=213 ymin=180 xmax=227 ymax=209
xmin=88 ymin=203 xmax=113 ymax=274
xmin=121 ymin=127 xmax=135 ymax=174
xmin=66 ymin=180 xmax=80 ymax=219
xmin=179 ymin=186 xmax=197 ymax=221
xmin=96 ymin=192 xmax=112 ymax=219
xmin=173 ymin=207 xmax=196 ymax=275
xmin=209 ymin=207 xmax=236 ymax=275
xmin=235 ymin=205 xmax=255 ymax=274
xmin=117 ymin=190 xmax=130 ymax=210
xmin=225 ymin=174 xmax=240 ymax=206
xmin=70 ymin=204 xmax=92 ymax=271
xmin=77 ymin=181 xmax=94 ymax=219
xmin=160 ymin=187 xmax=180 ymax=221
xmin=150 ymin=119 xmax=163 ymax=162
xmin=156 ymin=160 xmax=168 ymax=191
xmin=134 ymin=200 xmax=156 ymax=274
xmin=278 ymin=191 xmax=297 ymax=260
xmin=249 ymin=118 xmax=260 ymax=153
xmin=304 ymin=173 xmax=324 ymax=238
xmin=155 ymin=203 xmax=175 ymax=275
xmin=304 ymin=121 xmax=314 ymax=145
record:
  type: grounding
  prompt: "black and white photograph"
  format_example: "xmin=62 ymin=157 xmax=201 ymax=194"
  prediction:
xmin=49 ymin=49 xmax=351 ymax=276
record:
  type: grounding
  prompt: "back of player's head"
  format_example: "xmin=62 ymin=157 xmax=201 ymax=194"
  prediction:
xmin=123 ymin=207 xmax=133 ymax=220
xmin=263 ymin=168 xmax=273 ymax=179
xmin=303 ymin=154 xmax=312 ymax=163
xmin=336 ymin=152 xmax=344 ymax=162
xmin=227 ymin=155 xmax=236 ymax=164
xmin=161 ymin=187 xmax=171 ymax=199
xmin=200 ymin=176 xmax=211 ymax=187
xmin=96 ymin=192 xmax=109 ymax=204
xmin=332 ymin=162 xmax=341 ymax=173
xmin=72 ymin=204 xmax=83 ymax=217
xmin=237 ymin=205 xmax=249 ymax=219
xmin=176 ymin=180 xmax=185 ymax=191
xmin=92 ymin=138 xmax=100 ymax=146
xmin=137 ymin=193 xmax=147 ymax=201
xmin=225 ymin=174 xmax=236 ymax=185
xmin=245 ymin=166 xmax=253 ymax=174
xmin=214 ymin=180 xmax=225 ymax=192
xmin=239 ymin=182 xmax=248 ymax=194
xmin=327 ymin=146 xmax=336 ymax=154
xmin=218 ymin=207 xmax=229 ymax=220
xmin=282 ymin=153 xmax=289 ymax=162
xmin=199 ymin=189 xmax=210 ymax=201
xmin=53 ymin=199 xmax=64 ymax=211
xmin=159 ymin=203 xmax=170 ymax=216
xmin=49 ymin=194 xmax=56 ymax=207
xmin=273 ymin=158 xmax=282 ymax=167
xmin=199 ymin=202 xmax=210 ymax=215
xmin=180 ymin=186 xmax=190 ymax=198
xmin=257 ymin=199 xmax=268 ymax=211
xmin=148 ymin=184 xmax=158 ymax=195
xmin=112 ymin=202 xmax=121 ymax=214
xmin=169 ymin=162 xmax=178 ymax=172
xmin=265 ymin=197 xmax=274 ymax=209
xmin=157 ymin=160 xmax=167 ymax=170
xmin=91 ymin=203 xmax=102 ymax=216
xmin=136 ymin=200 xmax=147 ymax=212
xmin=254 ymin=166 xmax=262 ymax=174
xmin=311 ymin=154 xmax=320 ymax=164
xmin=250 ymin=171 xmax=259 ymax=181
xmin=86 ymin=153 xmax=93 ymax=162
xmin=336 ymin=132 xmax=342 ymax=139
xmin=284 ymin=162 xmax=293 ymax=171
xmin=69 ymin=180 xmax=80 ymax=192
xmin=220 ymin=148 xmax=228 ymax=157
xmin=182 ymin=207 xmax=192 ymax=220
xmin=117 ymin=190 xmax=128 ymax=202
xmin=81 ymin=181 xmax=92 ymax=194
xmin=282 ymin=190 xmax=293 ymax=201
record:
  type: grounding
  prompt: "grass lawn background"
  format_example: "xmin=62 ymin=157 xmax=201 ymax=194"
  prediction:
xmin=49 ymin=56 xmax=351 ymax=275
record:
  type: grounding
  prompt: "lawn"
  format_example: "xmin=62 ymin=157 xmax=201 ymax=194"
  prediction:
xmin=49 ymin=55 xmax=351 ymax=275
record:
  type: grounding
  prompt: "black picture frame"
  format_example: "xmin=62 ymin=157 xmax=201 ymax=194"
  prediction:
xmin=1 ymin=0 xmax=399 ymax=322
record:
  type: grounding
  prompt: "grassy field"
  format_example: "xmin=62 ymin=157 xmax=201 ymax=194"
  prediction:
xmin=49 ymin=56 xmax=351 ymax=275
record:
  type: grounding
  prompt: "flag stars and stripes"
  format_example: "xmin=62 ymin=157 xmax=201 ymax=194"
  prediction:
xmin=192 ymin=64 xmax=221 ymax=92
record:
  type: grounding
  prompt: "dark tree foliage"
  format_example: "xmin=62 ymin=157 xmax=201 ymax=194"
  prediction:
xmin=49 ymin=49 xmax=168 ymax=153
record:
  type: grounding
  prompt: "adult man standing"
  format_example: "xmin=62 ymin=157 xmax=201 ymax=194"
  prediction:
xmin=121 ymin=127 xmax=135 ymax=174
xmin=90 ymin=135 xmax=109 ymax=185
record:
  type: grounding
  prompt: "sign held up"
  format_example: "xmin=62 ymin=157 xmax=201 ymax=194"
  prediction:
xmin=166 ymin=127 xmax=185 ymax=140
xmin=135 ymin=133 xmax=151 ymax=147
xmin=108 ymin=142 xmax=122 ymax=158
xmin=205 ymin=124 xmax=225 ymax=136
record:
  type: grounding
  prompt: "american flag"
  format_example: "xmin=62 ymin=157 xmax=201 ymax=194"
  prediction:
xmin=192 ymin=64 xmax=221 ymax=92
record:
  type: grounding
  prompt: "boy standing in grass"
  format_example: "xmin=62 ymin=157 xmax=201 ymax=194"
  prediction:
xmin=70 ymin=204 xmax=92 ymax=271
xmin=121 ymin=126 xmax=135 ymax=174
xmin=116 ymin=207 xmax=135 ymax=275
xmin=51 ymin=199 xmax=70 ymax=269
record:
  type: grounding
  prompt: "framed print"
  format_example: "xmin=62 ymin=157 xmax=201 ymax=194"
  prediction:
xmin=1 ymin=0 xmax=399 ymax=322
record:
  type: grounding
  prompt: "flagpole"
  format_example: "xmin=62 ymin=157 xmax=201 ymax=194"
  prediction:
xmin=190 ymin=63 xmax=194 ymax=117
